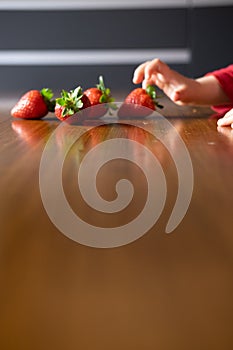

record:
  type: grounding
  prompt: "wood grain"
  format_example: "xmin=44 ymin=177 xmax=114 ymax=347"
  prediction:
xmin=0 ymin=99 xmax=233 ymax=350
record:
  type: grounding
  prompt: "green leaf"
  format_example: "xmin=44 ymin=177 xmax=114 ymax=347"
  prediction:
xmin=72 ymin=86 xmax=82 ymax=98
xmin=41 ymin=88 xmax=53 ymax=100
xmin=105 ymin=88 xmax=110 ymax=96
xmin=96 ymin=75 xmax=115 ymax=104
xmin=75 ymin=100 xmax=83 ymax=110
xmin=100 ymin=95 xmax=107 ymax=103
xmin=146 ymin=85 xmax=163 ymax=109
xmin=97 ymin=75 xmax=105 ymax=91
xmin=56 ymin=98 xmax=66 ymax=106
xmin=56 ymin=85 xmax=84 ymax=116
xmin=61 ymin=90 xmax=69 ymax=99
xmin=146 ymin=85 xmax=156 ymax=99
xmin=62 ymin=107 xmax=68 ymax=116
xmin=40 ymin=88 xmax=56 ymax=112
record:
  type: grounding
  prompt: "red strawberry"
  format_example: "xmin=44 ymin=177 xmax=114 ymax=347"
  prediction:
xmin=55 ymin=86 xmax=91 ymax=122
xmin=84 ymin=76 xmax=115 ymax=118
xmin=118 ymin=85 xmax=163 ymax=118
xmin=11 ymin=88 xmax=55 ymax=120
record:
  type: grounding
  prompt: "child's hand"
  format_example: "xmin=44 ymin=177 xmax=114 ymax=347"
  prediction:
xmin=133 ymin=58 xmax=170 ymax=89
xmin=217 ymin=108 xmax=233 ymax=128
xmin=132 ymin=58 xmax=198 ymax=105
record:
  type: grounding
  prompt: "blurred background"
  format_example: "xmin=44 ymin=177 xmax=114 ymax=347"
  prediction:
xmin=0 ymin=0 xmax=233 ymax=95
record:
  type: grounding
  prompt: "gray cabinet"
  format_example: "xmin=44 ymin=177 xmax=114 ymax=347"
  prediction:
xmin=0 ymin=2 xmax=232 ymax=93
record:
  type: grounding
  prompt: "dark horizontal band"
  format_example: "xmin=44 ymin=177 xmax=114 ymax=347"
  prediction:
xmin=0 ymin=9 xmax=187 ymax=50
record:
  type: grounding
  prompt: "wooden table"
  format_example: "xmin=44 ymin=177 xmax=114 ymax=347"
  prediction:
xmin=0 ymin=97 xmax=233 ymax=349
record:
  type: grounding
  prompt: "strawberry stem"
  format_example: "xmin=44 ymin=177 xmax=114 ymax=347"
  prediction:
xmin=56 ymin=86 xmax=84 ymax=117
xmin=40 ymin=88 xmax=55 ymax=112
xmin=146 ymin=85 xmax=164 ymax=109
xmin=97 ymin=75 xmax=115 ymax=104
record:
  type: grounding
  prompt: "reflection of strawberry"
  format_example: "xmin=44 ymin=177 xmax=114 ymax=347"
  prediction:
xmin=55 ymin=86 xmax=91 ymax=121
xmin=84 ymin=76 xmax=115 ymax=118
xmin=11 ymin=88 xmax=55 ymax=119
xmin=11 ymin=120 xmax=55 ymax=146
xmin=118 ymin=85 xmax=163 ymax=118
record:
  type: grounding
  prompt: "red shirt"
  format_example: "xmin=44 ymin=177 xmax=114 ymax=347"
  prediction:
xmin=207 ymin=64 xmax=233 ymax=114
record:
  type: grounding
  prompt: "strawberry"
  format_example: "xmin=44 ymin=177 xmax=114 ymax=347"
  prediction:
xmin=55 ymin=86 xmax=91 ymax=121
xmin=11 ymin=88 xmax=55 ymax=120
xmin=118 ymin=85 xmax=163 ymax=118
xmin=84 ymin=76 xmax=115 ymax=118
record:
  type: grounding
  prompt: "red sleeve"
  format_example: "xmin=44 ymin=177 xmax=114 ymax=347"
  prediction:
xmin=206 ymin=64 xmax=233 ymax=114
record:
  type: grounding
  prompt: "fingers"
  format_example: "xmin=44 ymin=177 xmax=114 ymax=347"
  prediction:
xmin=133 ymin=62 xmax=149 ymax=84
xmin=142 ymin=77 xmax=156 ymax=89
xmin=217 ymin=108 xmax=233 ymax=128
xmin=144 ymin=58 xmax=163 ymax=80
xmin=217 ymin=125 xmax=233 ymax=138
xmin=133 ymin=58 xmax=165 ymax=87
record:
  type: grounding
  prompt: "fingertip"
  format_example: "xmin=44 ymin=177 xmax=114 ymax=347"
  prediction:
xmin=142 ymin=80 xmax=147 ymax=89
xmin=133 ymin=61 xmax=149 ymax=84
xmin=132 ymin=74 xmax=140 ymax=84
xmin=217 ymin=114 xmax=233 ymax=127
xmin=142 ymin=78 xmax=154 ymax=89
xmin=217 ymin=118 xmax=223 ymax=126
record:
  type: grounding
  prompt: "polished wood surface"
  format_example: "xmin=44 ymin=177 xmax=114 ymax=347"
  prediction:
xmin=0 ymin=97 xmax=233 ymax=349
